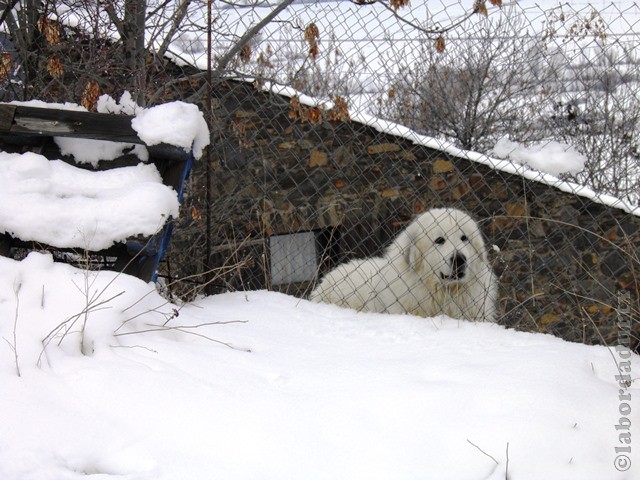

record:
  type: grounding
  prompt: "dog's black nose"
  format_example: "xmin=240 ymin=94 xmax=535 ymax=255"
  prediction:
xmin=451 ymin=252 xmax=467 ymax=279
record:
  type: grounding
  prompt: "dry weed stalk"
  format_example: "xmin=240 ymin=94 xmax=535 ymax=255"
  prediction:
xmin=3 ymin=281 xmax=22 ymax=377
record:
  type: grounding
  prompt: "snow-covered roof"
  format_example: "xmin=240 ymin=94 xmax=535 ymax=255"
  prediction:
xmin=268 ymin=83 xmax=640 ymax=218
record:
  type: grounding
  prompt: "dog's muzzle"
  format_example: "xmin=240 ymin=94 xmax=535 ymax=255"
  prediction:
xmin=440 ymin=252 xmax=467 ymax=281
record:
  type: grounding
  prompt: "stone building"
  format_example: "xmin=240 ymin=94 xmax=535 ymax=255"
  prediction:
xmin=169 ymin=80 xmax=639 ymax=351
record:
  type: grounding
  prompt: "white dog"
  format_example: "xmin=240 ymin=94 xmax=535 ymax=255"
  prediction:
xmin=309 ymin=208 xmax=497 ymax=322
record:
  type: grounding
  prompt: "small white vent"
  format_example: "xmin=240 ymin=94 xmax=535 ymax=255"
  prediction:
xmin=269 ymin=232 xmax=317 ymax=285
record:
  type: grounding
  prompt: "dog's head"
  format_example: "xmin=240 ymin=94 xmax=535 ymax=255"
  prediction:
xmin=404 ymin=208 xmax=489 ymax=285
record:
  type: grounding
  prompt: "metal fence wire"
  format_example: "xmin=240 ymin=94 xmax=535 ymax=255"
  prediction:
xmin=1 ymin=0 xmax=639 ymax=351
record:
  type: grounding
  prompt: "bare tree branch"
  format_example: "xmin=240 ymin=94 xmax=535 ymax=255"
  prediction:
xmin=213 ymin=0 xmax=297 ymax=78
xmin=154 ymin=0 xmax=193 ymax=60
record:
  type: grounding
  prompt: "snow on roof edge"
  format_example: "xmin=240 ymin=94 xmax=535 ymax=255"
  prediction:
xmin=265 ymin=82 xmax=640 ymax=219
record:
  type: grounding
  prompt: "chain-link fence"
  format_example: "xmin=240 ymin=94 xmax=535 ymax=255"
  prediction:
xmin=1 ymin=0 xmax=638 ymax=351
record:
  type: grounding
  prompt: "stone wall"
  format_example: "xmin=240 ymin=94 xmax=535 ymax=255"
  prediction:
xmin=172 ymin=80 xmax=640 ymax=351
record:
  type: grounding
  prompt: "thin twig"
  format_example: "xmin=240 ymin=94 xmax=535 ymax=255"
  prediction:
xmin=505 ymin=442 xmax=510 ymax=479
xmin=467 ymin=439 xmax=499 ymax=465
xmin=116 ymin=259 xmax=249 ymax=334
xmin=6 ymin=281 xmax=22 ymax=377
xmin=0 ymin=0 xmax=20 ymax=29
xmin=38 ymin=290 xmax=125 ymax=366
xmin=122 ymin=262 xmax=245 ymax=314
xmin=372 ymin=0 xmax=479 ymax=36
xmin=580 ymin=305 xmax=631 ymax=384
xmin=213 ymin=0 xmax=297 ymax=78
xmin=109 ymin=344 xmax=159 ymax=354
xmin=553 ymin=283 xmax=639 ymax=318
xmin=115 ymin=322 xmax=251 ymax=352
xmin=115 ymin=320 xmax=248 ymax=336
xmin=494 ymin=215 xmax=640 ymax=264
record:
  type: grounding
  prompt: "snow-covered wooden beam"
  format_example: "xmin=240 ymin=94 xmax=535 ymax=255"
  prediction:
xmin=0 ymin=104 xmax=143 ymax=144
xmin=0 ymin=100 xmax=210 ymax=283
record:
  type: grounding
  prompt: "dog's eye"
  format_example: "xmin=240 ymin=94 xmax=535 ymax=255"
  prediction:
xmin=461 ymin=235 xmax=468 ymax=242
xmin=435 ymin=237 xmax=445 ymax=245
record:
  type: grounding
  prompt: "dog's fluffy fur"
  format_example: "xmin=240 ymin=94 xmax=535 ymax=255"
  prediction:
xmin=309 ymin=208 xmax=497 ymax=322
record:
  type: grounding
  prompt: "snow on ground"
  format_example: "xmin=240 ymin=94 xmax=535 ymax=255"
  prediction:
xmin=0 ymin=252 xmax=638 ymax=480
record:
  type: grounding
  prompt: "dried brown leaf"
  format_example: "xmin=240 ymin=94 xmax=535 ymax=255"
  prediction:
xmin=473 ymin=0 xmax=489 ymax=16
xmin=304 ymin=23 xmax=320 ymax=43
xmin=290 ymin=95 xmax=349 ymax=125
xmin=390 ymin=0 xmax=411 ymax=11
xmin=0 ymin=53 xmax=12 ymax=81
xmin=288 ymin=95 xmax=304 ymax=121
xmin=307 ymin=107 xmax=323 ymax=125
xmin=304 ymin=23 xmax=320 ymax=59
xmin=46 ymin=56 xmax=64 ymax=78
xmin=37 ymin=17 xmax=61 ymax=46
xmin=191 ymin=206 xmax=203 ymax=226
xmin=81 ymin=80 xmax=100 ymax=111
xmin=239 ymin=44 xmax=251 ymax=63
xmin=326 ymin=96 xmax=351 ymax=123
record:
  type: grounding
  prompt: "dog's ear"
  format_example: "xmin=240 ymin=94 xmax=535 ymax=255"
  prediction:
xmin=408 ymin=244 xmax=422 ymax=272
xmin=407 ymin=240 xmax=424 ymax=273
xmin=470 ymin=228 xmax=489 ymax=263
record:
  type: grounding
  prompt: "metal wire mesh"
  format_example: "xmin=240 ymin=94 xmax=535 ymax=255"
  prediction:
xmin=1 ymin=0 xmax=638 ymax=350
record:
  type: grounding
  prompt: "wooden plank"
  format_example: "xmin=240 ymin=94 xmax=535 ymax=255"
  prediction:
xmin=0 ymin=104 xmax=16 ymax=132
xmin=0 ymin=104 xmax=144 ymax=144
